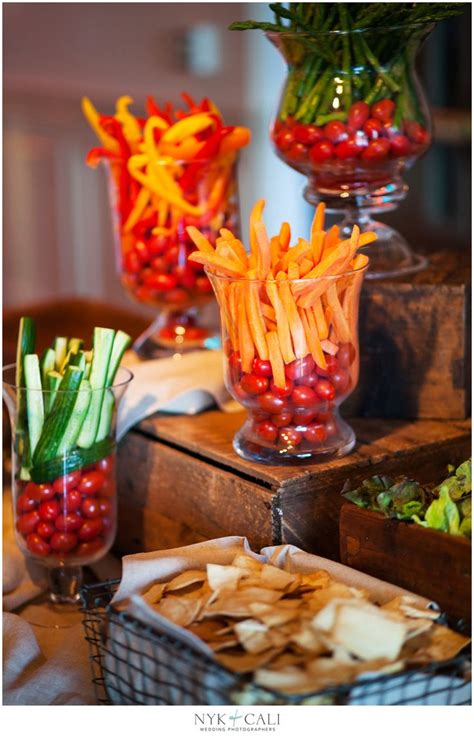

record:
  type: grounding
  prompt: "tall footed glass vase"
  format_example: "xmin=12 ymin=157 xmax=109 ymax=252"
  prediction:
xmin=268 ymin=24 xmax=433 ymax=279
xmin=3 ymin=364 xmax=133 ymax=626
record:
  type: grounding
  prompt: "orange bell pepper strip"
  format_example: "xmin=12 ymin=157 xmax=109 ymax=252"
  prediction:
xmin=81 ymin=97 xmax=119 ymax=153
xmin=218 ymin=127 xmax=251 ymax=154
xmin=161 ymin=113 xmax=215 ymax=144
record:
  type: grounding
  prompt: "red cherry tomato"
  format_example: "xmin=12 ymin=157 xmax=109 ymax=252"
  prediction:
xmin=337 ymin=343 xmax=355 ymax=368
xmin=134 ymin=240 xmax=151 ymax=265
xmin=195 ymin=276 xmax=213 ymax=293
xmin=143 ymin=273 xmax=178 ymax=291
xmin=325 ymin=418 xmax=338 ymax=437
xmin=291 ymin=385 xmax=317 ymax=408
xmin=50 ymin=531 xmax=78 ymax=553
xmin=390 ymin=134 xmax=411 ymax=157
xmin=240 ymin=374 xmax=269 ymax=396
xmin=275 ymin=129 xmax=294 ymax=151
xmin=371 ymin=98 xmax=395 ymax=123
xmin=323 ymin=121 xmax=347 ymax=144
xmin=17 ymin=510 xmax=40 ymax=536
xmin=285 ymin=356 xmax=315 ymax=381
xmin=258 ymin=392 xmax=286 ymax=415
xmin=76 ymin=539 xmax=105 ymax=558
xmin=176 ymin=268 xmax=197 ymax=291
xmin=288 ymin=142 xmax=307 ymax=161
xmin=255 ymin=420 xmax=278 ymax=443
xmin=296 ymin=371 xmax=319 ymax=388
xmin=99 ymin=477 xmax=116 ymax=499
xmin=81 ymin=498 xmax=101 ymax=518
xmin=150 ymin=256 xmax=167 ymax=273
xmin=294 ymin=124 xmax=323 ymax=146
xmin=26 ymin=533 xmax=50 ymax=557
xmin=309 ymin=140 xmax=334 ymax=164
xmin=53 ymin=471 xmax=81 ymax=494
xmin=25 ymin=482 xmax=55 ymax=502
xmin=17 ymin=493 xmax=37 ymax=514
xmin=164 ymin=245 xmax=180 ymax=266
xmin=123 ymin=251 xmax=141 ymax=274
xmin=278 ymin=427 xmax=302 ymax=447
xmin=60 ymin=488 xmax=82 ymax=513
xmin=361 ymin=138 xmax=390 ymax=161
xmin=304 ymin=423 xmax=328 ymax=444
xmin=95 ymin=455 xmax=114 ymax=476
xmin=335 ymin=137 xmax=361 ymax=159
xmin=363 ymin=118 xmax=384 ymax=140
xmin=36 ymin=521 xmax=55 ymax=539
xmin=348 ymin=101 xmax=370 ymax=131
xmin=79 ymin=471 xmax=106 ymax=496
xmin=315 ymin=379 xmax=336 ymax=401
xmin=270 ymin=378 xmax=293 ymax=398
xmin=272 ymin=410 xmax=294 ymax=428
xmin=55 ymin=513 xmax=83 ymax=532
xmin=331 ymin=369 xmax=350 ymax=394
xmin=228 ymin=351 xmax=242 ymax=381
xmin=252 ymin=359 xmax=273 ymax=377
xmin=318 ymin=354 xmax=339 ymax=376
xmin=78 ymin=518 xmax=104 ymax=542
xmin=292 ymin=407 xmax=318 ymax=426
xmin=38 ymin=499 xmax=60 ymax=522
xmin=98 ymin=497 xmax=113 ymax=517
xmin=404 ymin=121 xmax=429 ymax=145
xmin=148 ymin=235 xmax=167 ymax=256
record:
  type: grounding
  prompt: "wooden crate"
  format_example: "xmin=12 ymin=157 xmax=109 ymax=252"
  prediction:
xmin=115 ymin=410 xmax=470 ymax=562
xmin=339 ymin=504 xmax=471 ymax=621
xmin=345 ymin=250 xmax=471 ymax=420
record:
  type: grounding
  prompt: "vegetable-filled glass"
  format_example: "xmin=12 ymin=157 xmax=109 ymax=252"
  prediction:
xmin=207 ymin=264 xmax=367 ymax=465
xmin=3 ymin=358 xmax=133 ymax=614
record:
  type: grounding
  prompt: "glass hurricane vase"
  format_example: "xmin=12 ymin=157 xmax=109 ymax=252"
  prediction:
xmin=207 ymin=263 xmax=367 ymax=465
xmin=268 ymin=24 xmax=433 ymax=279
xmin=106 ymin=153 xmax=240 ymax=357
xmin=2 ymin=364 xmax=132 ymax=618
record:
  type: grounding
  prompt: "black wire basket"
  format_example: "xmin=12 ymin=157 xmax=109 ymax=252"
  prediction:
xmin=81 ymin=579 xmax=471 ymax=706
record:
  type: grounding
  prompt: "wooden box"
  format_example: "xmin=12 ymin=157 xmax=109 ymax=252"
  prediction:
xmin=345 ymin=250 xmax=471 ymax=420
xmin=116 ymin=410 xmax=470 ymax=563
xmin=340 ymin=504 xmax=471 ymax=621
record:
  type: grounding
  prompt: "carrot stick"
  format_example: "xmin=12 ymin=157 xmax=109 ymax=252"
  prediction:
xmin=312 ymin=297 xmax=329 ymax=340
xmin=311 ymin=230 xmax=325 ymax=265
xmin=260 ymin=302 xmax=276 ymax=321
xmin=278 ymin=279 xmax=308 ymax=359
xmin=270 ymin=236 xmax=281 ymax=270
xmin=288 ymin=261 xmax=300 ymax=280
xmin=265 ymin=281 xmax=296 ymax=364
xmin=186 ymin=226 xmax=215 ymax=254
xmin=246 ymin=278 xmax=269 ymax=360
xmin=301 ymin=307 xmax=327 ymax=370
xmin=280 ymin=238 xmax=312 ymax=271
xmin=253 ymin=221 xmax=272 ymax=279
xmin=278 ymin=221 xmax=291 ymax=251
xmin=188 ymin=251 xmax=246 ymax=278
xmin=326 ymin=283 xmax=351 ymax=342
xmin=249 ymin=199 xmax=265 ymax=264
xmin=266 ymin=331 xmax=286 ymax=389
xmin=237 ymin=284 xmax=255 ymax=373
xmin=299 ymin=258 xmax=314 ymax=277
xmin=324 ymin=225 xmax=340 ymax=249
xmin=310 ymin=202 xmax=326 ymax=240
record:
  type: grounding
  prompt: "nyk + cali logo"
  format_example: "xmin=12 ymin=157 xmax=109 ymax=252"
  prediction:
xmin=194 ymin=710 xmax=280 ymax=731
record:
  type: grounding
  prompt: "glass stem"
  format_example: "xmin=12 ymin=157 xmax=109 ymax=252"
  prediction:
xmin=48 ymin=566 xmax=83 ymax=605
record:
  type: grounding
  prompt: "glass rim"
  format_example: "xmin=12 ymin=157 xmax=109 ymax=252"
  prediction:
xmin=204 ymin=261 xmax=368 ymax=284
xmin=2 ymin=364 xmax=134 ymax=392
xmin=266 ymin=22 xmax=432 ymax=40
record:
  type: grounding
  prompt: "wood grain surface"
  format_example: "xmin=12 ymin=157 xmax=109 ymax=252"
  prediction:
xmin=339 ymin=504 xmax=471 ymax=621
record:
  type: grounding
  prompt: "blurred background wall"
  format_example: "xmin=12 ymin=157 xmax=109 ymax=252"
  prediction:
xmin=3 ymin=2 xmax=471 ymax=313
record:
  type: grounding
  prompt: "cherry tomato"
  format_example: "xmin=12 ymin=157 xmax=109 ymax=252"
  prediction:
xmin=288 ymin=142 xmax=307 ymax=161
xmin=304 ymin=423 xmax=328 ymax=444
xmin=53 ymin=470 xmax=81 ymax=494
xmin=17 ymin=493 xmax=37 ymax=514
xmin=325 ymin=418 xmax=338 ymax=437
xmin=331 ymin=369 xmax=350 ymax=394
xmin=55 ymin=513 xmax=83 ymax=532
xmin=405 ymin=121 xmax=429 ymax=145
xmin=292 ymin=385 xmax=317 ymax=408
xmin=337 ymin=343 xmax=355 ymax=368
xmin=150 ymin=256 xmax=167 ymax=273
xmin=292 ymin=407 xmax=318 ymax=426
xmin=176 ymin=268 xmax=197 ymax=291
xmin=50 ymin=531 xmax=78 ymax=553
xmin=252 ymin=359 xmax=273 ymax=377
xmin=148 ymin=235 xmax=167 ymax=256
xmin=143 ymin=273 xmax=178 ymax=291
xmin=315 ymin=379 xmax=336 ymax=401
xmin=273 ymin=410 xmax=294 ymax=428
xmin=76 ymin=539 xmax=105 ymax=558
xmin=95 ymin=455 xmax=114 ymax=476
xmin=285 ymin=356 xmax=315 ymax=381
xmin=390 ymin=134 xmax=411 ymax=157
xmin=195 ymin=276 xmax=213 ymax=293
xmin=278 ymin=427 xmax=302 ymax=447
xmin=371 ymin=99 xmax=395 ymax=123
xmin=98 ymin=498 xmax=113 ymax=517
xmin=228 ymin=351 xmax=242 ymax=381
xmin=81 ymin=498 xmax=101 ymax=519
xmin=25 ymin=482 xmax=55 ymax=503
xmin=240 ymin=374 xmax=269 ymax=396
xmin=78 ymin=518 xmax=104 ymax=542
xmin=164 ymin=245 xmax=180 ymax=266
xmin=318 ymin=354 xmax=339 ymax=376
xmin=324 ymin=121 xmax=347 ymax=144
xmin=165 ymin=287 xmax=190 ymax=305
xmin=294 ymin=124 xmax=323 ymax=146
xmin=258 ymin=392 xmax=286 ymax=415
xmin=309 ymin=140 xmax=334 ymax=164
xmin=361 ymin=138 xmax=390 ymax=161
xmin=79 ymin=471 xmax=106 ymax=496
xmin=36 ymin=521 xmax=55 ymax=539
xmin=255 ymin=420 xmax=278 ymax=443
xmin=26 ymin=533 xmax=50 ymax=557
xmin=17 ymin=510 xmax=40 ymax=536
xmin=363 ymin=118 xmax=384 ymax=140
xmin=134 ymin=240 xmax=151 ymax=265
xmin=270 ymin=378 xmax=294 ymax=398
xmin=275 ymin=129 xmax=294 ymax=151
xmin=296 ymin=371 xmax=319 ymax=388
xmin=100 ymin=477 xmax=116 ymax=499
xmin=38 ymin=499 xmax=60 ymax=522
xmin=335 ymin=137 xmax=361 ymax=159
xmin=60 ymin=488 xmax=82 ymax=513
xmin=123 ymin=251 xmax=141 ymax=274
xmin=348 ymin=101 xmax=370 ymax=131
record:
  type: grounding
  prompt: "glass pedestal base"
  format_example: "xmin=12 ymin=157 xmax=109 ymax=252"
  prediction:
xmin=133 ymin=308 xmax=213 ymax=359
